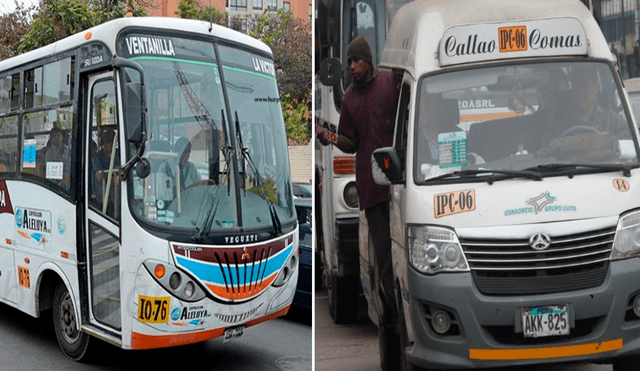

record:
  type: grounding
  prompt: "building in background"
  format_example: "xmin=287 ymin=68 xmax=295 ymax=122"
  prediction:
xmin=598 ymin=0 xmax=640 ymax=78
xmin=147 ymin=0 xmax=311 ymax=34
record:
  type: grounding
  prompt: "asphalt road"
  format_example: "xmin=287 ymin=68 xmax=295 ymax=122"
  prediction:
xmin=314 ymin=288 xmax=612 ymax=371
xmin=0 ymin=303 xmax=311 ymax=371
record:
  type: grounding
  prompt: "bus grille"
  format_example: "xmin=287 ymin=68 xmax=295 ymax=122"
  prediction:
xmin=459 ymin=227 xmax=615 ymax=295
xmin=212 ymin=246 xmax=274 ymax=299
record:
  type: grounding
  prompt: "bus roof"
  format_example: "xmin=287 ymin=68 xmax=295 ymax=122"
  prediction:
xmin=380 ymin=0 xmax=609 ymax=77
xmin=0 ymin=17 xmax=272 ymax=71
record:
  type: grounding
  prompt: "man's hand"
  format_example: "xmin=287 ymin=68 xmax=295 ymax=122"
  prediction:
xmin=317 ymin=132 xmax=331 ymax=146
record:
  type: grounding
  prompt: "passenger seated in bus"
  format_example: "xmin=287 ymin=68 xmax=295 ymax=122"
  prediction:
xmin=43 ymin=122 xmax=70 ymax=187
xmin=536 ymin=65 xmax=629 ymax=161
xmin=91 ymin=128 xmax=119 ymax=215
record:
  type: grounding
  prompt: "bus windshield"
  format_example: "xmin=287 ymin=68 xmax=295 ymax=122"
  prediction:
xmin=122 ymin=35 xmax=294 ymax=236
xmin=414 ymin=61 xmax=640 ymax=183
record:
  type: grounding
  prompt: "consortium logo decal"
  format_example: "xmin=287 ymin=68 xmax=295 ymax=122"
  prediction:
xmin=504 ymin=192 xmax=577 ymax=217
xmin=527 ymin=191 xmax=556 ymax=214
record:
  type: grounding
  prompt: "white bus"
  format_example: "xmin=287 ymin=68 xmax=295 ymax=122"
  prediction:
xmin=315 ymin=0 xmax=412 ymax=325
xmin=0 ymin=16 xmax=298 ymax=360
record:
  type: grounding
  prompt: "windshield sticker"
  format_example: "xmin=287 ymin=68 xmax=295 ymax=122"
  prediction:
xmin=613 ymin=178 xmax=630 ymax=192
xmin=22 ymin=139 xmax=36 ymax=169
xmin=125 ymin=36 xmax=175 ymax=57
xmin=434 ymin=189 xmax=476 ymax=218
xmin=440 ymin=18 xmax=587 ymax=66
xmin=46 ymin=162 xmax=63 ymax=180
xmin=504 ymin=192 xmax=577 ymax=217
xmin=438 ymin=131 xmax=468 ymax=168
xmin=15 ymin=207 xmax=52 ymax=249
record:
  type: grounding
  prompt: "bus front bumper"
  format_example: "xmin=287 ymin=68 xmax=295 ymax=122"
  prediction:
xmin=405 ymin=258 xmax=640 ymax=369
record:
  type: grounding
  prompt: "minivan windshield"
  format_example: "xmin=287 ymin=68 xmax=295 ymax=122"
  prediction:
xmin=415 ymin=61 xmax=639 ymax=183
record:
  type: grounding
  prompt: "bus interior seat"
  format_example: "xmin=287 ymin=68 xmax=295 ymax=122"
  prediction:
xmin=468 ymin=115 xmax=525 ymax=162
xmin=441 ymin=98 xmax=460 ymax=131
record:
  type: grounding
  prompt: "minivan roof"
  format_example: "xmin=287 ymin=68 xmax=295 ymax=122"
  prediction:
xmin=380 ymin=0 xmax=610 ymax=77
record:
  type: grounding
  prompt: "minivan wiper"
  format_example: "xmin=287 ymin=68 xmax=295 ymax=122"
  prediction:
xmin=235 ymin=112 xmax=282 ymax=235
xmin=524 ymin=163 xmax=631 ymax=177
xmin=426 ymin=169 xmax=542 ymax=184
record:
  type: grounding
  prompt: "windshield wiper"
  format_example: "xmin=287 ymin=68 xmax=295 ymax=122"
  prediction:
xmin=191 ymin=190 xmax=222 ymax=242
xmin=235 ymin=112 xmax=282 ymax=236
xmin=427 ymin=169 xmax=542 ymax=184
xmin=524 ymin=163 xmax=631 ymax=177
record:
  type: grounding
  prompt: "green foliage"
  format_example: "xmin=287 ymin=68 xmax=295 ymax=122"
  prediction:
xmin=281 ymin=94 xmax=310 ymax=145
xmin=175 ymin=0 xmax=226 ymax=26
xmin=18 ymin=0 xmax=148 ymax=54
xmin=0 ymin=1 xmax=35 ymax=60
xmin=251 ymin=9 xmax=311 ymax=144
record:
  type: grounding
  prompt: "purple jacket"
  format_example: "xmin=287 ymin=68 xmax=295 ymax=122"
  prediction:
xmin=338 ymin=69 xmax=398 ymax=210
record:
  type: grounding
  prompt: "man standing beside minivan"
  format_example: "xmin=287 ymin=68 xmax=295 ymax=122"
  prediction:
xmin=317 ymin=36 xmax=400 ymax=370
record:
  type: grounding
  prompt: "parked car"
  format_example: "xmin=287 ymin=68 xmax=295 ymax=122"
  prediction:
xmin=292 ymin=182 xmax=312 ymax=199
xmin=292 ymin=197 xmax=312 ymax=311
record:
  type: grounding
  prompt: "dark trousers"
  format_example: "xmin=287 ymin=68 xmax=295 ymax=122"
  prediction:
xmin=365 ymin=201 xmax=397 ymax=327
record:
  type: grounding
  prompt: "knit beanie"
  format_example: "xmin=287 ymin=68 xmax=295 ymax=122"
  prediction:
xmin=347 ymin=36 xmax=373 ymax=65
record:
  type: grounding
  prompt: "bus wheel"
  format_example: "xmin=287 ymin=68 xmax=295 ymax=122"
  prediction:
xmin=613 ymin=356 xmax=640 ymax=371
xmin=328 ymin=274 xmax=359 ymax=324
xmin=53 ymin=282 xmax=90 ymax=361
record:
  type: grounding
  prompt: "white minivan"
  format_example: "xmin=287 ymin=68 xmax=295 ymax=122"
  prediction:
xmin=369 ymin=0 xmax=640 ymax=369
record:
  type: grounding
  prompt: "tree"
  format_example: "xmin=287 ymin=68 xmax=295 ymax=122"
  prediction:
xmin=251 ymin=9 xmax=311 ymax=103
xmin=251 ymin=9 xmax=311 ymax=144
xmin=18 ymin=0 xmax=150 ymax=54
xmin=175 ymin=0 xmax=226 ymax=26
xmin=0 ymin=1 xmax=37 ymax=60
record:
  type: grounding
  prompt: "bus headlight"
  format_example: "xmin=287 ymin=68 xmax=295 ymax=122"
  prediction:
xmin=273 ymin=252 xmax=298 ymax=287
xmin=612 ymin=211 xmax=640 ymax=260
xmin=408 ymin=226 xmax=469 ymax=274
xmin=343 ymin=181 xmax=358 ymax=209
xmin=143 ymin=261 xmax=206 ymax=302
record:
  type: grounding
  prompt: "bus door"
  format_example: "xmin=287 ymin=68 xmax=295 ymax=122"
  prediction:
xmin=84 ymin=71 xmax=122 ymax=332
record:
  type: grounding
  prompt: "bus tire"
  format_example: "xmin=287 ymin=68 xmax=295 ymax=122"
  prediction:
xmin=613 ymin=356 xmax=640 ymax=371
xmin=379 ymin=322 xmax=401 ymax=371
xmin=53 ymin=282 xmax=90 ymax=361
xmin=328 ymin=274 xmax=359 ymax=324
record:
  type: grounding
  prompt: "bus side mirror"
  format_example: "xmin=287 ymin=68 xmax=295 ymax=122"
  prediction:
xmin=372 ymin=147 xmax=403 ymax=185
xmin=320 ymin=58 xmax=342 ymax=86
xmin=125 ymin=82 xmax=143 ymax=143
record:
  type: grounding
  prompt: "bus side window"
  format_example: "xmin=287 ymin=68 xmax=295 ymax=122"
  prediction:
xmin=89 ymin=79 xmax=119 ymax=220
xmin=22 ymin=108 xmax=73 ymax=190
xmin=0 ymin=116 xmax=18 ymax=173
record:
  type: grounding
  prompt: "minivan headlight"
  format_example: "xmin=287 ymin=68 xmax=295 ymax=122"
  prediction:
xmin=612 ymin=211 xmax=640 ymax=260
xmin=408 ymin=226 xmax=469 ymax=274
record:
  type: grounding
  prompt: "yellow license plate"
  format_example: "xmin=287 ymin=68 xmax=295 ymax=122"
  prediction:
xmin=137 ymin=295 xmax=170 ymax=324
xmin=498 ymin=26 xmax=528 ymax=53
xmin=18 ymin=266 xmax=30 ymax=289
xmin=434 ymin=189 xmax=476 ymax=218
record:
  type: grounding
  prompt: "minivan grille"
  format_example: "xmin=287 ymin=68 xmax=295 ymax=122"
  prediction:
xmin=459 ymin=227 xmax=615 ymax=295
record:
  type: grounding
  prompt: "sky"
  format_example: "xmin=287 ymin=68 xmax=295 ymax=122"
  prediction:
xmin=0 ymin=0 xmax=40 ymax=15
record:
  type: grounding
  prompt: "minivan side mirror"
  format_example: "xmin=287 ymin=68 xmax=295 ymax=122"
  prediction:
xmin=372 ymin=147 xmax=404 ymax=185
xmin=320 ymin=58 xmax=342 ymax=86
